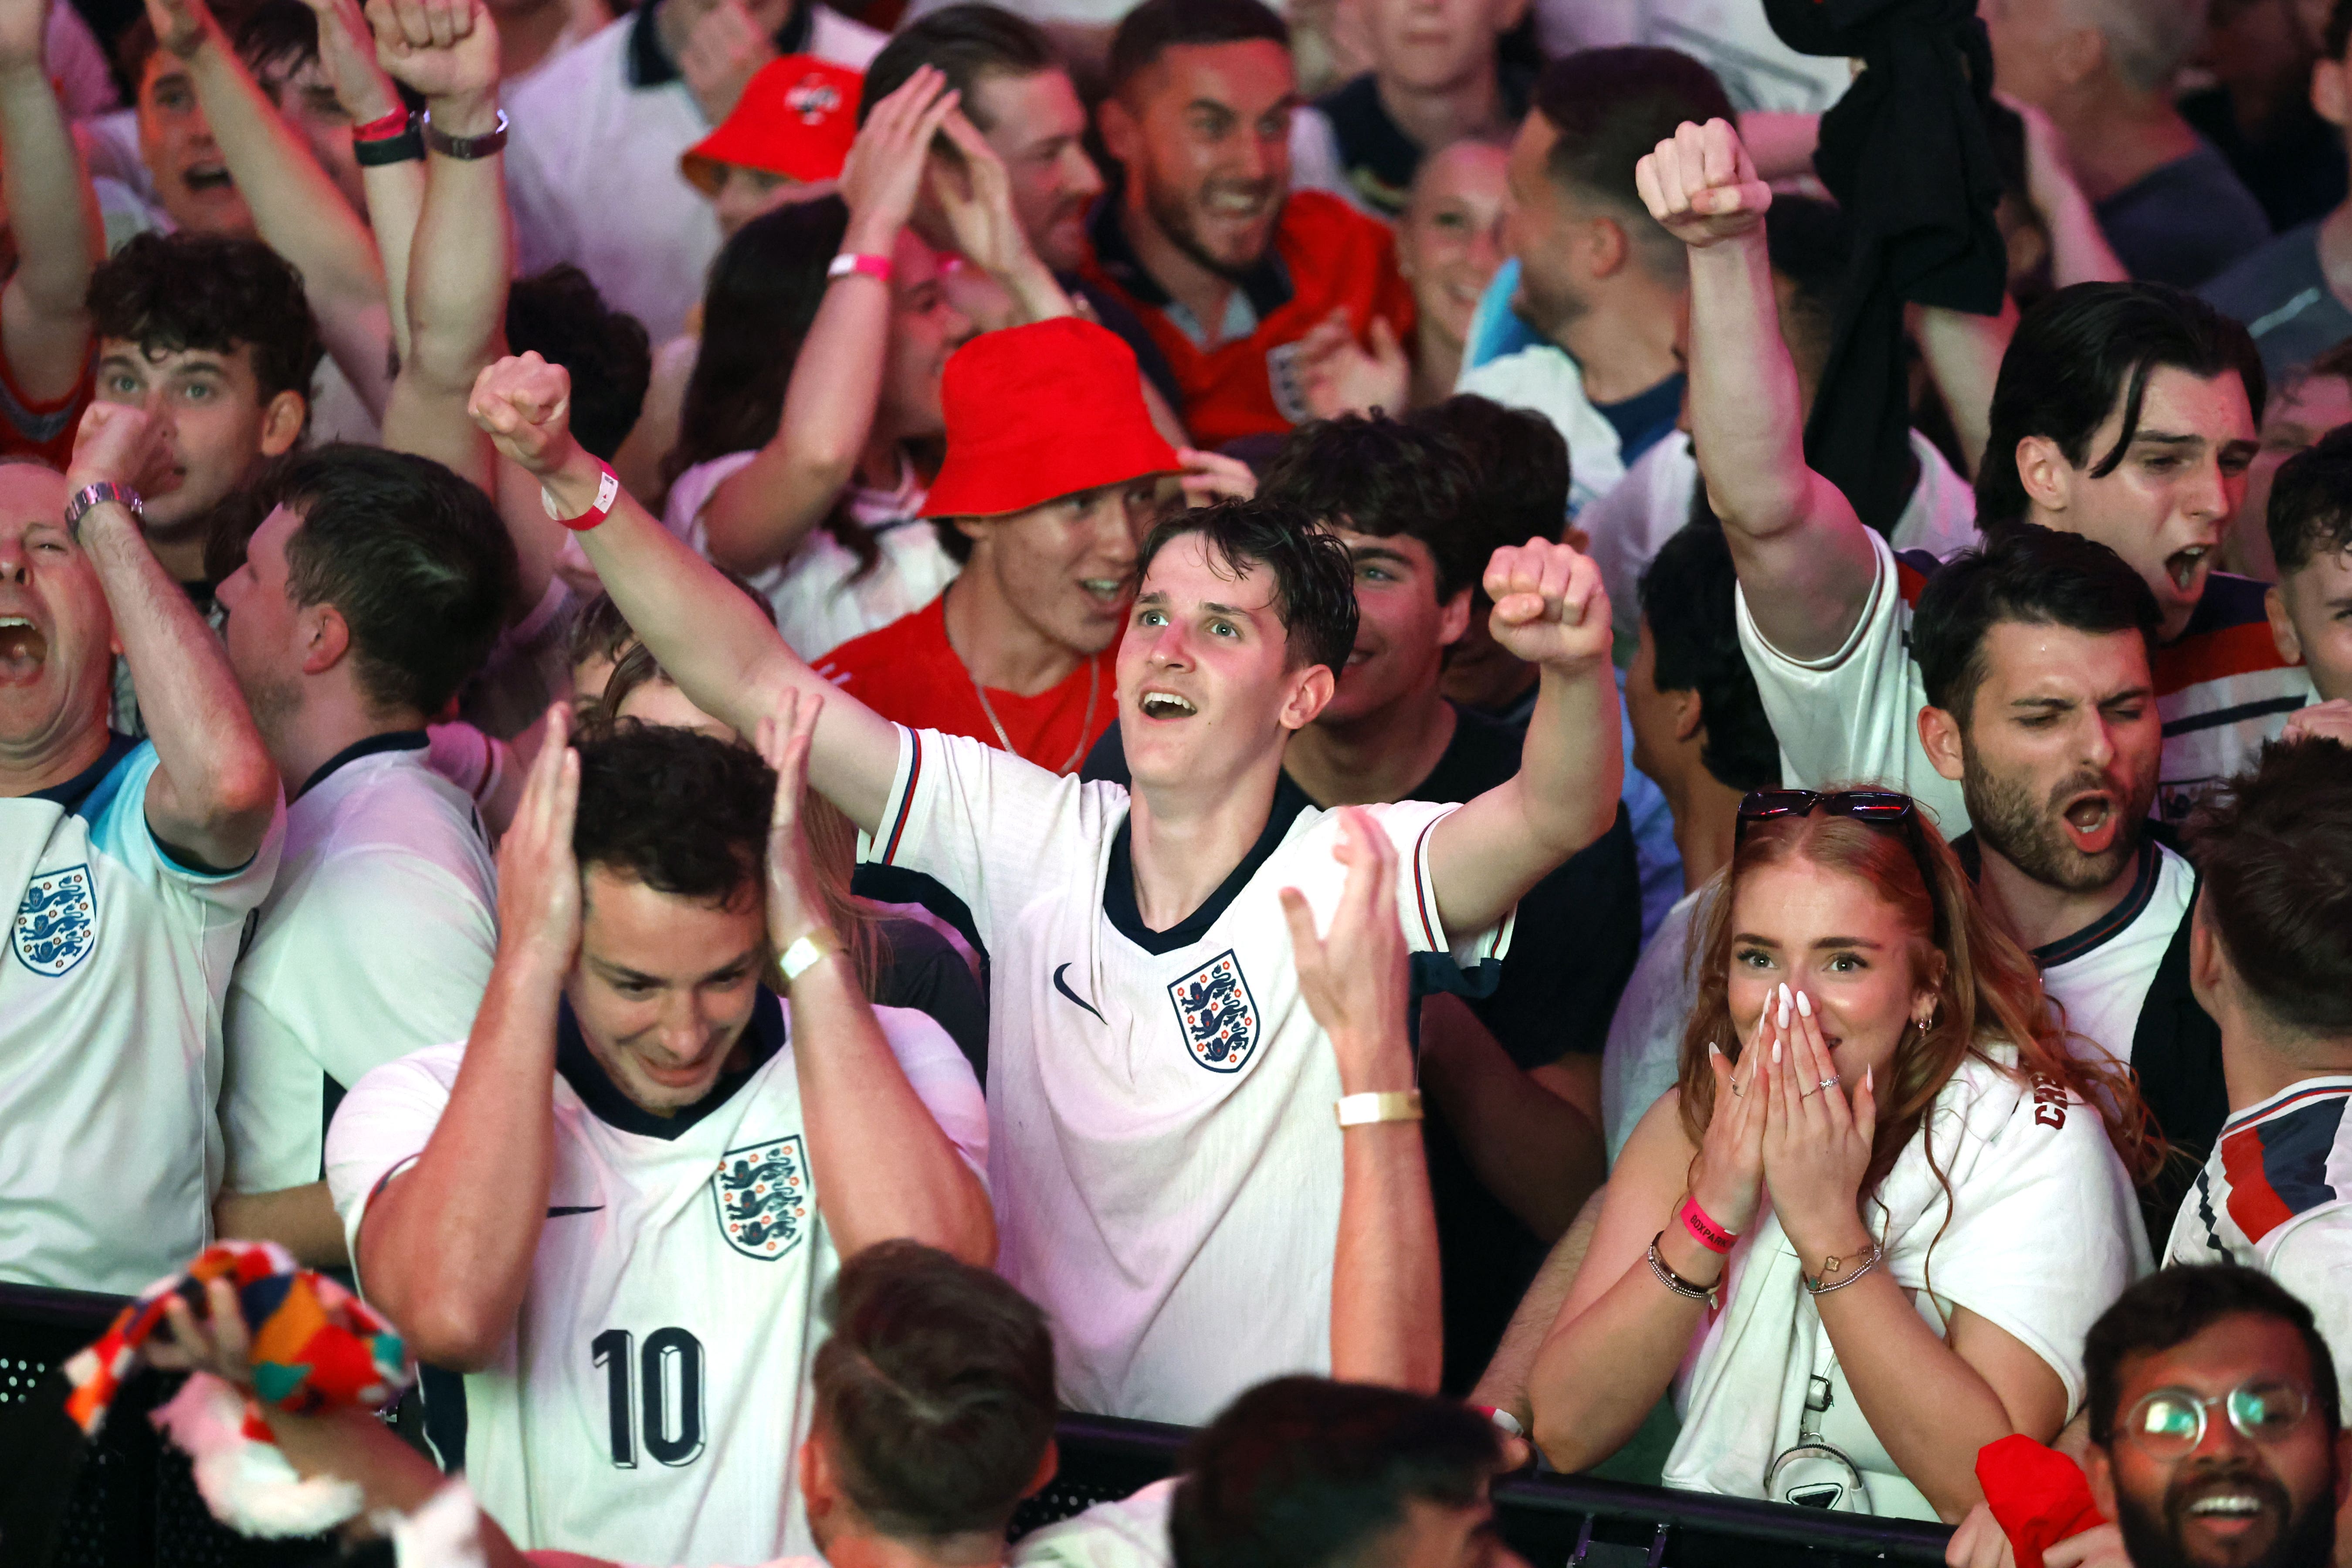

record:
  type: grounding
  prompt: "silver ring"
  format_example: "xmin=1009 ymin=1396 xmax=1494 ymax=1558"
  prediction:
xmin=1818 ymin=1075 xmax=1840 ymax=1092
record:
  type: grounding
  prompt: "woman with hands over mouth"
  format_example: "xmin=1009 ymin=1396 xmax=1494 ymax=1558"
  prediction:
xmin=1528 ymin=789 xmax=2160 ymax=1521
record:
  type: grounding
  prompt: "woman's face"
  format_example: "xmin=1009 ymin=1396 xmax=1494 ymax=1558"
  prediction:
xmin=1396 ymin=141 xmax=1508 ymax=353
xmin=1723 ymin=855 xmax=1941 ymax=1093
xmin=877 ymin=229 xmax=975 ymax=442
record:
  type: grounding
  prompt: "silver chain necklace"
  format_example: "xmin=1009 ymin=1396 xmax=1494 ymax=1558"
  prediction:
xmin=970 ymin=656 xmax=1099 ymax=774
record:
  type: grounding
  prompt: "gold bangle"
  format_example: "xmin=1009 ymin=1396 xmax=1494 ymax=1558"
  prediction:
xmin=1335 ymin=1090 xmax=1423 ymax=1127
xmin=776 ymin=927 xmax=841 ymax=986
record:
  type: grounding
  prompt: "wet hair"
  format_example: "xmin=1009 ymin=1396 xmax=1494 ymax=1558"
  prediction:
xmin=1911 ymin=523 xmax=2161 ymax=725
xmin=1135 ymin=500 xmax=1360 ymax=675
xmin=274 ymin=445 xmax=519 ymax=716
xmin=2184 ymin=738 xmax=2352 ymax=1038
xmin=1171 ymin=1377 xmax=1498 ymax=1568
xmin=506 ymin=266 xmax=653 ymax=462
xmin=1258 ymin=415 xmax=1481 ymax=600
xmin=1530 ymin=48 xmax=1734 ymax=215
xmin=1410 ymin=395 xmax=1571 ymax=617
xmin=861 ymin=4 xmax=1059 ymax=130
xmin=1976 ymin=283 xmax=2264 ymax=528
xmin=1677 ymin=795 xmax=2162 ymax=1209
xmin=571 ymin=725 xmax=775 ymax=908
xmin=1107 ymin=0 xmax=1289 ymax=98
xmin=90 ymin=232 xmax=325 ymax=412
xmin=234 ymin=0 xmax=322 ymax=89
xmin=2084 ymin=1264 xmax=2341 ymax=1446
xmin=1637 ymin=522 xmax=1779 ymax=793
xmin=2267 ymin=423 xmax=2352 ymax=579
xmin=810 ymin=1240 xmax=1057 ymax=1540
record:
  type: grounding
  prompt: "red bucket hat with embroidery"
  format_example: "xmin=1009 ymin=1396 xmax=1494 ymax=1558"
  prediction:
xmin=681 ymin=56 xmax=861 ymax=193
xmin=922 ymin=318 xmax=1183 ymax=519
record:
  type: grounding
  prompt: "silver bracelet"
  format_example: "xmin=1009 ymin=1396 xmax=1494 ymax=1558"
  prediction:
xmin=1647 ymin=1231 xmax=1721 ymax=1310
xmin=1803 ymin=1237 xmax=1885 ymax=1296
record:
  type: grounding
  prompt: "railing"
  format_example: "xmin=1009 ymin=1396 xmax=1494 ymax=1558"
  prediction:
xmin=1 ymin=1284 xmax=1954 ymax=1568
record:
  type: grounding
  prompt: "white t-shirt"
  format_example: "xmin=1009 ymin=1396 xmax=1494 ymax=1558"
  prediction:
xmin=1600 ymin=884 xmax=1706 ymax=1163
xmin=1530 ymin=0 xmax=1854 ymax=110
xmin=1583 ymin=429 xmax=1979 ymax=632
xmin=1455 ymin=344 xmax=1630 ymax=518
xmin=2165 ymin=1076 xmax=2352 ymax=1385
xmin=505 ymin=6 xmax=884 ymax=345
xmin=864 ymin=728 xmax=1513 ymax=1423
xmin=327 ymin=995 xmax=986 ymax=1566
xmin=1012 ymin=1479 xmax=1178 ymax=1568
xmin=2034 ymin=840 xmax=2193 ymax=1073
xmin=221 ymin=740 xmax=497 ymax=1197
xmin=665 ymin=451 xmax=959 ymax=663
xmin=2 ymin=737 xmax=283 ymax=1292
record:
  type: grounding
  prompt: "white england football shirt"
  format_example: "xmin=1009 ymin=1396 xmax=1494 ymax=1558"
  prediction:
xmin=2030 ymin=840 xmax=2194 ymax=1072
xmin=222 ymin=736 xmax=498 ymax=1195
xmin=2164 ymin=1076 xmax=2352 ymax=1383
xmin=326 ymin=993 xmax=985 ymax=1565
xmin=2 ymin=735 xmax=282 ymax=1292
xmin=863 ymin=727 xmax=1513 ymax=1425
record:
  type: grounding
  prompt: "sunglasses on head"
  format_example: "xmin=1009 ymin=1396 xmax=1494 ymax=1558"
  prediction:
xmin=1735 ymin=789 xmax=1915 ymax=837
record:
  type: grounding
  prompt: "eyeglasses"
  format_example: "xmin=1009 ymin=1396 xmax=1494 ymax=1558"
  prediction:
xmin=2120 ymin=1382 xmax=2312 ymax=1461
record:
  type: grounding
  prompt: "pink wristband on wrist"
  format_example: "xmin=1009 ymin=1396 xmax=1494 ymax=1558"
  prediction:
xmin=1679 ymin=1194 xmax=1736 ymax=1254
xmin=353 ymin=106 xmax=413 ymax=143
xmin=827 ymin=251 xmax=894 ymax=285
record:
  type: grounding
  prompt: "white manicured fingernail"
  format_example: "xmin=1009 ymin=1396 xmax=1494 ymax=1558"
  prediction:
xmin=1707 ymin=1042 xmax=1721 ymax=1060
xmin=1777 ymin=989 xmax=1790 ymax=1029
xmin=1796 ymin=990 xmax=1812 ymax=1019
xmin=1772 ymin=1039 xmax=1782 ymax=1063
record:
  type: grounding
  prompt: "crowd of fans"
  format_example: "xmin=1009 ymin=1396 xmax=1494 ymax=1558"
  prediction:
xmin=2 ymin=0 xmax=2351 ymax=1562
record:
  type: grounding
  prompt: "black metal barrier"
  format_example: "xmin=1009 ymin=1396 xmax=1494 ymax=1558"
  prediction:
xmin=3 ymin=1284 xmax=1955 ymax=1568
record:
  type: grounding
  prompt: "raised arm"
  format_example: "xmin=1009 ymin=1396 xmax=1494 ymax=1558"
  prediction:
xmin=1427 ymin=538 xmax=1622 ymax=936
xmin=354 ymin=708 xmax=575 ymax=1368
xmin=756 ymin=693 xmax=994 ymax=1263
xmin=698 ymin=68 xmax=960 ymax=578
xmin=1635 ymin=118 xmax=1877 ymax=662
xmin=144 ymin=0 xmax=395 ymax=417
xmin=468 ymin=353 xmax=903 ymax=830
xmin=0 ymin=0 xmax=99 ymax=403
xmin=1281 ymin=808 xmax=1440 ymax=1392
xmin=300 ymin=0 xmax=424 ymax=365
xmin=67 ymin=405 xmax=277 ymax=867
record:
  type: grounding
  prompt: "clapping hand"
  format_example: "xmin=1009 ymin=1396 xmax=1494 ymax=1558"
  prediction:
xmin=1756 ymin=984 xmax=1879 ymax=1266
xmin=1481 ymin=538 xmax=1611 ymax=671
xmin=752 ymin=688 xmax=828 ymax=956
xmin=1635 ymin=118 xmax=1772 ymax=250
xmin=494 ymin=704 xmax=584 ymax=975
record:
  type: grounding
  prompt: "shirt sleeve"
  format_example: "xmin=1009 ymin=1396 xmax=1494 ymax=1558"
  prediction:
xmin=1281 ymin=800 xmax=1515 ymax=967
xmin=873 ymin=1004 xmax=988 ymax=1186
xmin=323 ymin=1046 xmax=461 ymax=1294
xmin=860 ymin=726 xmax=1106 ymax=952
xmin=2264 ymin=1208 xmax=2352 ymax=1387
xmin=88 ymin=744 xmax=285 ymax=920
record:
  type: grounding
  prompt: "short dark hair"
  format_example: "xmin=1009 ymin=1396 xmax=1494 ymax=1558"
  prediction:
xmin=1136 ymin=500 xmax=1359 ymax=675
xmin=2084 ymin=1265 xmax=2341 ymax=1447
xmin=1977 ymin=283 xmax=2266 ymax=528
xmin=90 ymin=233 xmax=325 ymax=410
xmin=275 ymin=446 xmax=519 ymax=716
xmin=234 ymin=0 xmax=320 ymax=88
xmin=572 ymin=725 xmax=775 ymax=908
xmin=1911 ymin=523 xmax=2161 ymax=722
xmin=1258 ymin=415 xmax=1481 ymax=600
xmin=1172 ymin=1378 xmax=1498 ymax=1568
xmin=506 ymin=266 xmax=652 ymax=462
xmin=811 ymin=1240 xmax=1056 ymax=1540
xmin=1108 ymin=0 xmax=1288 ymax=98
xmin=2267 ymin=424 xmax=2352 ymax=579
xmin=861 ymin=4 xmax=1058 ymax=129
xmin=1529 ymin=48 xmax=1735 ymax=215
xmin=1410 ymin=395 xmax=1570 ymax=609
xmin=2185 ymin=738 xmax=2352 ymax=1036
xmin=1638 ymin=521 xmax=1779 ymax=792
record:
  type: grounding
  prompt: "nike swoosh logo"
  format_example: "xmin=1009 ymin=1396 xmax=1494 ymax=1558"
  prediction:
xmin=1052 ymin=963 xmax=1104 ymax=1023
xmin=546 ymin=1206 xmax=604 ymax=1217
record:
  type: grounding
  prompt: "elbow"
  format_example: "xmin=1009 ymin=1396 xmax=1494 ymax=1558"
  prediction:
xmin=397 ymin=1295 xmax=510 ymax=1373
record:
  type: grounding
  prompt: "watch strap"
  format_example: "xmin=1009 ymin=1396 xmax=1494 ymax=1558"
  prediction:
xmin=420 ymin=107 xmax=508 ymax=160
xmin=65 ymin=481 xmax=141 ymax=542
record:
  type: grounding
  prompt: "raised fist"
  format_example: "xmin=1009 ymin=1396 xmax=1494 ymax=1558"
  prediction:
xmin=467 ymin=352 xmax=576 ymax=477
xmin=1634 ymin=118 xmax=1772 ymax=250
xmin=1481 ymin=537 xmax=1611 ymax=671
xmin=363 ymin=0 xmax=497 ymax=108
xmin=66 ymin=402 xmax=169 ymax=498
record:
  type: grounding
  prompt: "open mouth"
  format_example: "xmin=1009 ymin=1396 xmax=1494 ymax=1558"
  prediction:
xmin=1079 ymin=577 xmax=1125 ymax=608
xmin=2187 ymin=1496 xmax=2268 ymax=1518
xmin=2165 ymin=545 xmax=2210 ymax=594
xmin=184 ymin=163 xmax=235 ymax=193
xmin=1138 ymin=688 xmax=1196 ymax=720
xmin=2059 ymin=791 xmax=2120 ymax=855
xmin=0 ymin=615 xmax=47 ymax=684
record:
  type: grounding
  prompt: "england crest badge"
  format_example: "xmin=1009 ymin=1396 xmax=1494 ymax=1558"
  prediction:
xmin=711 ymin=1135 xmax=810 ymax=1261
xmin=13 ymin=864 xmax=95 ymax=977
xmin=1168 ymin=949 xmax=1260 ymax=1073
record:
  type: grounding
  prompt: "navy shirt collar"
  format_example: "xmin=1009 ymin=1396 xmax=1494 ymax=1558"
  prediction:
xmin=26 ymin=731 xmax=139 ymax=814
xmin=296 ymin=728 xmax=430 ymax=802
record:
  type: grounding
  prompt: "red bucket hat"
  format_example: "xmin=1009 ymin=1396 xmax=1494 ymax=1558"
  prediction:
xmin=681 ymin=57 xmax=861 ymax=194
xmin=922 ymin=318 xmax=1184 ymax=520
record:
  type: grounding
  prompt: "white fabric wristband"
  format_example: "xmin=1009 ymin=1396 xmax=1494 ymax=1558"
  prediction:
xmin=1335 ymin=1090 xmax=1423 ymax=1127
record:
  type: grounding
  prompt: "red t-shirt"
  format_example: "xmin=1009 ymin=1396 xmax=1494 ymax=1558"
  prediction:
xmin=813 ymin=594 xmax=1117 ymax=775
xmin=1079 ymin=190 xmax=1416 ymax=450
xmin=0 ymin=343 xmax=92 ymax=470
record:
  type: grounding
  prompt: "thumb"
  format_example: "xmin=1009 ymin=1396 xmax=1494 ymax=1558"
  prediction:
xmin=1369 ymin=315 xmax=1402 ymax=363
xmin=1278 ymin=885 xmax=1321 ymax=957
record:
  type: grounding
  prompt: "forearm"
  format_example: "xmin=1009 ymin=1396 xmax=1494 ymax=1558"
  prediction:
xmin=260 ymin=1407 xmax=535 ymax=1568
xmin=1330 ymin=1023 xmax=1440 ymax=1392
xmin=1820 ymin=1271 xmax=2021 ymax=1519
xmin=1418 ymin=997 xmax=1603 ymax=1240
xmin=0 ymin=58 xmax=97 ymax=398
xmin=1912 ymin=298 xmax=2016 ymax=481
xmin=789 ymin=951 xmax=994 ymax=1265
xmin=1469 ymin=1184 xmax=1604 ymax=1426
xmin=367 ymin=160 xmax=428 ymax=366
xmin=1528 ymin=1226 xmax=1715 ymax=1469
xmin=1688 ymin=232 xmax=1817 ymax=536
xmin=215 ymin=1182 xmax=349 ymax=1268
xmin=384 ymin=92 xmax=508 ymax=491
xmin=358 ymin=954 xmax=559 ymax=1367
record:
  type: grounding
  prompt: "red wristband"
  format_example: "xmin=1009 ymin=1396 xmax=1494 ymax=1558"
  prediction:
xmin=353 ymin=107 xmax=413 ymax=143
xmin=1679 ymin=1194 xmax=1736 ymax=1254
xmin=541 ymin=461 xmax=620 ymax=532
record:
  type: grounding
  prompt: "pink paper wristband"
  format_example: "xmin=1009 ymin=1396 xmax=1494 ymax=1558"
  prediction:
xmin=1679 ymin=1195 xmax=1736 ymax=1255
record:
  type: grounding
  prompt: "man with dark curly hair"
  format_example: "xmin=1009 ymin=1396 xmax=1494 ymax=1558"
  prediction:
xmin=325 ymin=711 xmax=991 ymax=1565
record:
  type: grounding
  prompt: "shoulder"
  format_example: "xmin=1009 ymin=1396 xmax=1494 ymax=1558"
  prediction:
xmin=2198 ymin=224 xmax=2321 ymax=313
xmin=1012 ymin=1478 xmax=1179 ymax=1568
xmin=508 ymin=14 xmax=631 ymax=112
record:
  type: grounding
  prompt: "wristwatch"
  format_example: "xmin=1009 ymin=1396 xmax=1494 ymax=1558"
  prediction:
xmin=64 ymin=480 xmax=142 ymax=543
xmin=420 ymin=108 xmax=508 ymax=161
